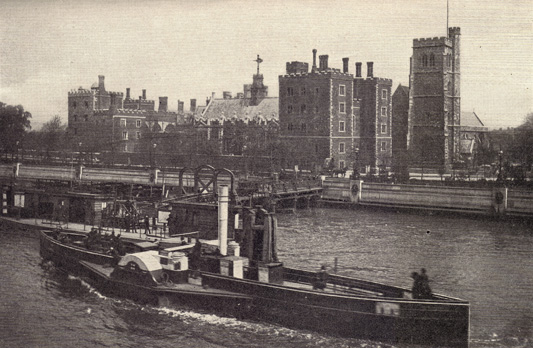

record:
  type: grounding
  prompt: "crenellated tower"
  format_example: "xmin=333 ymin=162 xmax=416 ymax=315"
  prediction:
xmin=407 ymin=27 xmax=461 ymax=170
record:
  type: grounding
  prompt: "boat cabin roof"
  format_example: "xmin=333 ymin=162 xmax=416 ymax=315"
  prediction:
xmin=118 ymin=251 xmax=162 ymax=272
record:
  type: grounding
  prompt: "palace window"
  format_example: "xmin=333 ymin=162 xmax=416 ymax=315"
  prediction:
xmin=339 ymin=160 xmax=345 ymax=169
xmin=136 ymin=131 xmax=141 ymax=139
xmin=339 ymin=142 xmax=345 ymax=154
xmin=120 ymin=118 xmax=126 ymax=127
xmin=381 ymin=124 xmax=387 ymax=133
xmin=429 ymin=53 xmax=435 ymax=67
xmin=339 ymin=102 xmax=346 ymax=114
xmin=382 ymin=89 xmax=388 ymax=100
xmin=122 ymin=131 xmax=128 ymax=140
xmin=339 ymin=121 xmax=345 ymax=132
xmin=136 ymin=119 xmax=141 ymax=128
xmin=300 ymin=87 xmax=306 ymax=96
xmin=339 ymin=85 xmax=345 ymax=96
xmin=380 ymin=141 xmax=387 ymax=151
xmin=422 ymin=54 xmax=428 ymax=67
xmin=123 ymin=144 xmax=128 ymax=152
xmin=381 ymin=107 xmax=387 ymax=117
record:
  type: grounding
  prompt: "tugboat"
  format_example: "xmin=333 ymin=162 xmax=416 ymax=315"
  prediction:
xmin=40 ymin=185 xmax=470 ymax=347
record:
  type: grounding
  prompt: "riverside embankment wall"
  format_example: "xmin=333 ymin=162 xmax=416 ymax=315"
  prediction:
xmin=322 ymin=178 xmax=533 ymax=217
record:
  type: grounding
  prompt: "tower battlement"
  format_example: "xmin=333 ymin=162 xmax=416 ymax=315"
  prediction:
xmin=413 ymin=37 xmax=451 ymax=47
xmin=69 ymin=89 xmax=94 ymax=96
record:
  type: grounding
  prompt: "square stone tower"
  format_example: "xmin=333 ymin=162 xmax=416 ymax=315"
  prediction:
xmin=408 ymin=27 xmax=461 ymax=170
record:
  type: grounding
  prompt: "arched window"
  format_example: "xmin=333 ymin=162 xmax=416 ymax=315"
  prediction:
xmin=429 ymin=53 xmax=435 ymax=67
xmin=422 ymin=54 xmax=428 ymax=67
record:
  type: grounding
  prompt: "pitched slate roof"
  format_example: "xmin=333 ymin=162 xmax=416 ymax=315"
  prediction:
xmin=200 ymin=97 xmax=279 ymax=123
xmin=461 ymin=111 xmax=485 ymax=127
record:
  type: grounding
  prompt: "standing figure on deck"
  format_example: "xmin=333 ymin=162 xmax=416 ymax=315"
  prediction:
xmin=411 ymin=272 xmax=422 ymax=299
xmin=144 ymin=216 xmax=150 ymax=234
xmin=313 ymin=265 xmax=328 ymax=290
xmin=419 ymin=268 xmax=432 ymax=299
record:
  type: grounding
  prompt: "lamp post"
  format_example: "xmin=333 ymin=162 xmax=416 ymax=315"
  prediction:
xmin=78 ymin=142 xmax=82 ymax=165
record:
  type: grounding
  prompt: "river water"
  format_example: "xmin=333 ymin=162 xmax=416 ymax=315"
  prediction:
xmin=1 ymin=208 xmax=532 ymax=348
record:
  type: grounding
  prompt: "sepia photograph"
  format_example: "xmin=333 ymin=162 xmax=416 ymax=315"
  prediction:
xmin=1 ymin=1 xmax=531 ymax=347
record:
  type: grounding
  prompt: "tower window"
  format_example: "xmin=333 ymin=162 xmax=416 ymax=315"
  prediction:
xmin=315 ymin=87 xmax=319 ymax=95
xmin=136 ymin=131 xmax=141 ymax=139
xmin=381 ymin=141 xmax=387 ymax=151
xmin=136 ymin=119 xmax=142 ymax=128
xmin=339 ymin=160 xmax=345 ymax=169
xmin=288 ymin=105 xmax=293 ymax=114
xmin=339 ymin=143 xmax=345 ymax=154
xmin=382 ymin=89 xmax=388 ymax=100
xmin=422 ymin=54 xmax=428 ymax=67
xmin=339 ymin=85 xmax=345 ymax=96
xmin=84 ymin=114 xmax=88 ymax=122
xmin=381 ymin=124 xmax=387 ymax=133
xmin=339 ymin=121 xmax=345 ymax=132
xmin=122 ymin=131 xmax=128 ymax=140
xmin=339 ymin=102 xmax=346 ymax=114
xmin=429 ymin=53 xmax=435 ymax=67
xmin=120 ymin=118 xmax=126 ymax=127
xmin=300 ymin=87 xmax=306 ymax=96
xmin=85 ymin=101 xmax=89 ymax=108
xmin=287 ymin=87 xmax=294 ymax=96
xmin=381 ymin=107 xmax=387 ymax=117
xmin=448 ymin=54 xmax=452 ymax=68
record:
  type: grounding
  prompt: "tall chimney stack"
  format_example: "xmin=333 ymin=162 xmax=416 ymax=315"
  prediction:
xmin=367 ymin=62 xmax=374 ymax=78
xmin=178 ymin=100 xmax=184 ymax=113
xmin=312 ymin=49 xmax=317 ymax=71
xmin=190 ymin=99 xmax=196 ymax=113
xmin=342 ymin=57 xmax=349 ymax=73
xmin=355 ymin=62 xmax=362 ymax=78
xmin=126 ymin=88 xmax=131 ymax=99
xmin=98 ymin=75 xmax=105 ymax=91
xmin=159 ymin=97 xmax=168 ymax=112
xmin=142 ymin=89 xmax=147 ymax=100
xmin=319 ymin=55 xmax=329 ymax=70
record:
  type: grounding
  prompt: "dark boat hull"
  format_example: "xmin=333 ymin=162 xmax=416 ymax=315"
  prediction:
xmin=202 ymin=272 xmax=470 ymax=347
xmin=40 ymin=230 xmax=469 ymax=347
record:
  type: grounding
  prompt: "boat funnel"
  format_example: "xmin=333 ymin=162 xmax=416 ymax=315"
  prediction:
xmin=218 ymin=185 xmax=229 ymax=256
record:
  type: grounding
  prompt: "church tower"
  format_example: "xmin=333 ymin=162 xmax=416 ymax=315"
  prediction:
xmin=408 ymin=27 xmax=461 ymax=170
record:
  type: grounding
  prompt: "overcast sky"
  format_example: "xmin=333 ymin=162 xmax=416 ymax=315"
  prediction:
xmin=1 ymin=0 xmax=531 ymax=130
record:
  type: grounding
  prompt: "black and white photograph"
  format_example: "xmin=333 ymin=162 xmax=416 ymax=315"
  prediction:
xmin=1 ymin=1 xmax=531 ymax=347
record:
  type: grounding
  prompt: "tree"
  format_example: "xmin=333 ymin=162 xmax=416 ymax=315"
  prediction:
xmin=0 ymin=102 xmax=32 ymax=159
xmin=41 ymin=115 xmax=67 ymax=157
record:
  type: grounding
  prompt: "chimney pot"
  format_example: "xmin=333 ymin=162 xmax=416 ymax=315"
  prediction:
xmin=312 ymin=49 xmax=317 ymax=70
xmin=126 ymin=88 xmax=131 ymax=99
xmin=355 ymin=62 xmax=362 ymax=78
xmin=342 ymin=57 xmax=349 ymax=73
xmin=367 ymin=62 xmax=374 ymax=78
xmin=142 ymin=89 xmax=146 ymax=100
xmin=190 ymin=99 xmax=196 ymax=113
xmin=319 ymin=55 xmax=329 ymax=70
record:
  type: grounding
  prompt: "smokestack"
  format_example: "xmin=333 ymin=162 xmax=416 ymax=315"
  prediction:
xmin=142 ymin=89 xmax=146 ymax=100
xmin=319 ymin=55 xmax=329 ymax=70
xmin=159 ymin=96 xmax=168 ymax=112
xmin=126 ymin=88 xmax=131 ymax=99
xmin=218 ymin=185 xmax=229 ymax=256
xmin=367 ymin=62 xmax=374 ymax=78
xmin=312 ymin=49 xmax=317 ymax=71
xmin=356 ymin=62 xmax=362 ymax=78
xmin=190 ymin=99 xmax=196 ymax=113
xmin=342 ymin=57 xmax=349 ymax=73
xmin=138 ymin=96 xmax=142 ymax=110
xmin=98 ymin=75 xmax=105 ymax=91
xmin=178 ymin=100 xmax=184 ymax=113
